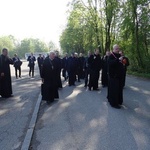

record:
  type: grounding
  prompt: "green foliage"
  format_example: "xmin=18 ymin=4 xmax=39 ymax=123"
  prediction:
xmin=60 ymin=0 xmax=150 ymax=73
xmin=0 ymin=36 xmax=56 ymax=58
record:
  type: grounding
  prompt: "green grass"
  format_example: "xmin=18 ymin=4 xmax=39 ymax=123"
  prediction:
xmin=127 ymin=70 xmax=150 ymax=79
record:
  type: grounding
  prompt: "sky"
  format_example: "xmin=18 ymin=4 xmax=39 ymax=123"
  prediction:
xmin=0 ymin=0 xmax=71 ymax=48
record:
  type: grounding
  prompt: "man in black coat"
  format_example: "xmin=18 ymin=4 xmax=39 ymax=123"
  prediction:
xmin=107 ymin=44 xmax=124 ymax=109
xmin=67 ymin=52 xmax=78 ymax=86
xmin=88 ymin=49 xmax=102 ymax=91
xmin=54 ymin=51 xmax=63 ymax=88
xmin=78 ymin=53 xmax=85 ymax=80
xmin=27 ymin=53 xmax=36 ymax=78
xmin=12 ymin=53 xmax=22 ymax=79
xmin=62 ymin=53 xmax=68 ymax=81
xmin=37 ymin=54 xmax=44 ymax=77
xmin=0 ymin=48 xmax=13 ymax=98
xmin=41 ymin=51 xmax=59 ymax=104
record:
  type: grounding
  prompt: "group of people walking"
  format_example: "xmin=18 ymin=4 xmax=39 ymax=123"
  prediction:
xmin=0 ymin=45 xmax=129 ymax=109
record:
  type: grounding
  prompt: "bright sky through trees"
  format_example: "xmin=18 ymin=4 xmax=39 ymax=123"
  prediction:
xmin=0 ymin=0 xmax=70 ymax=48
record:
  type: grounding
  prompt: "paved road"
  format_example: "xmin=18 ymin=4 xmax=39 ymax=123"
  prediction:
xmin=30 ymin=75 xmax=150 ymax=150
xmin=0 ymin=61 xmax=41 ymax=150
xmin=0 ymin=61 xmax=150 ymax=150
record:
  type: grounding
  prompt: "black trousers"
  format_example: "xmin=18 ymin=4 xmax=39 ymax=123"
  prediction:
xmin=29 ymin=66 xmax=34 ymax=77
xmin=15 ymin=66 xmax=21 ymax=78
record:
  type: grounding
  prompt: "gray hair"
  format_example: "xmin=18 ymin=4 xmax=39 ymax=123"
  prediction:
xmin=49 ymin=50 xmax=55 ymax=55
xmin=113 ymin=44 xmax=119 ymax=50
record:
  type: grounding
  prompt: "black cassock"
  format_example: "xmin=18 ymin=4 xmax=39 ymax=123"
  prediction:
xmin=0 ymin=54 xmax=13 ymax=98
xmin=107 ymin=52 xmax=124 ymax=106
xmin=41 ymin=57 xmax=59 ymax=102
xmin=101 ymin=55 xmax=109 ymax=87
xmin=88 ymin=54 xmax=102 ymax=90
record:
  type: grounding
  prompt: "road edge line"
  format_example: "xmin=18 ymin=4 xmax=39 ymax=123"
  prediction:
xmin=21 ymin=94 xmax=42 ymax=150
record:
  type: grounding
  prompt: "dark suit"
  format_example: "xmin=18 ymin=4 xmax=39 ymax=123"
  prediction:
xmin=27 ymin=55 xmax=36 ymax=77
xmin=13 ymin=57 xmax=22 ymax=78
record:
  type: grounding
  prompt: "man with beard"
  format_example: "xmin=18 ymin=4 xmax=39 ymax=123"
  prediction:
xmin=88 ymin=49 xmax=102 ymax=91
xmin=41 ymin=51 xmax=59 ymax=104
xmin=0 ymin=48 xmax=13 ymax=98
xmin=107 ymin=44 xmax=124 ymax=109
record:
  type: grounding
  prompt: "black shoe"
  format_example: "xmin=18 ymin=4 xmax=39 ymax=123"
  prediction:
xmin=2 ymin=95 xmax=13 ymax=98
xmin=111 ymin=105 xmax=121 ymax=109
xmin=93 ymin=88 xmax=100 ymax=91
xmin=89 ymin=87 xmax=91 ymax=91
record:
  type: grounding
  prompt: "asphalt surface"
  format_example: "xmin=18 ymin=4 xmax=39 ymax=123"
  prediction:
xmin=0 ymin=61 xmax=41 ymax=150
xmin=0 ymin=61 xmax=150 ymax=150
xmin=30 ymin=75 xmax=150 ymax=150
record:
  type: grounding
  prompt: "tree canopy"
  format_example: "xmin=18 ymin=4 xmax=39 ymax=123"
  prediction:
xmin=60 ymin=0 xmax=150 ymax=73
xmin=0 ymin=36 xmax=57 ymax=58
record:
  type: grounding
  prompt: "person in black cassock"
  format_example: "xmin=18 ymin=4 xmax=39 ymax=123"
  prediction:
xmin=83 ymin=51 xmax=92 ymax=87
xmin=88 ymin=49 xmax=102 ymax=91
xmin=107 ymin=44 xmax=124 ymax=109
xmin=0 ymin=48 xmax=14 ymax=98
xmin=12 ymin=53 xmax=22 ymax=79
xmin=37 ymin=54 xmax=44 ymax=77
xmin=62 ymin=53 xmax=68 ymax=81
xmin=78 ymin=53 xmax=85 ymax=80
xmin=27 ymin=53 xmax=36 ymax=78
xmin=41 ymin=51 xmax=59 ymax=104
xmin=54 ymin=51 xmax=63 ymax=88
xmin=67 ymin=52 xmax=78 ymax=86
xmin=101 ymin=51 xmax=110 ymax=87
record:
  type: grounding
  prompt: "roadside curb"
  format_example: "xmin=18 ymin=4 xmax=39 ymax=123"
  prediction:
xmin=21 ymin=94 xmax=42 ymax=150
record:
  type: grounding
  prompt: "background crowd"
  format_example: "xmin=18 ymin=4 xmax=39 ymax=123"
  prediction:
xmin=0 ymin=45 xmax=129 ymax=109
